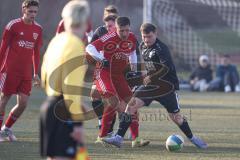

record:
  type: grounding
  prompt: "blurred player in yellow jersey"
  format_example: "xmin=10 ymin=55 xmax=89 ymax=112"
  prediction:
xmin=40 ymin=1 xmax=92 ymax=159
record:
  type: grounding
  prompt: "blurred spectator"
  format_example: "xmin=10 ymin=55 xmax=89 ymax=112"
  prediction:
xmin=208 ymin=54 xmax=240 ymax=92
xmin=189 ymin=55 xmax=213 ymax=91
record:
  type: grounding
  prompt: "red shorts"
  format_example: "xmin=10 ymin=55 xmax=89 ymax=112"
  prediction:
xmin=95 ymin=70 xmax=132 ymax=101
xmin=0 ymin=72 xmax=32 ymax=96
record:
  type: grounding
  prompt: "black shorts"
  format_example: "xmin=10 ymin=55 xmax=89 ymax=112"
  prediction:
xmin=40 ymin=96 xmax=78 ymax=158
xmin=134 ymin=82 xmax=180 ymax=113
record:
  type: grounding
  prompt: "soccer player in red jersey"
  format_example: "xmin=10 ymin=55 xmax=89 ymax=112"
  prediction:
xmin=86 ymin=17 xmax=149 ymax=147
xmin=0 ymin=0 xmax=42 ymax=142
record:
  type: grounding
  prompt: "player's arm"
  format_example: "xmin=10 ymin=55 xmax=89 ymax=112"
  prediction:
xmin=90 ymin=29 xmax=101 ymax=43
xmin=129 ymin=50 xmax=137 ymax=72
xmin=86 ymin=39 xmax=109 ymax=67
xmin=0 ymin=27 xmax=12 ymax=68
xmin=32 ymin=29 xmax=43 ymax=87
xmin=56 ymin=19 xmax=65 ymax=35
xmin=90 ymin=26 xmax=107 ymax=43
xmin=86 ymin=39 xmax=104 ymax=61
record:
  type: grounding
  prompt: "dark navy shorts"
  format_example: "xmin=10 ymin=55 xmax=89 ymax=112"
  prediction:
xmin=134 ymin=84 xmax=180 ymax=113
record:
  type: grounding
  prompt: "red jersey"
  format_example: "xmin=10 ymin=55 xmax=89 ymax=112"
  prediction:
xmin=0 ymin=18 xmax=42 ymax=79
xmin=91 ymin=31 xmax=137 ymax=74
xmin=55 ymin=19 xmax=65 ymax=34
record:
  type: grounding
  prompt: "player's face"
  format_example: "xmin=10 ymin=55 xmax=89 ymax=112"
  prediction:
xmin=141 ymin=31 xmax=157 ymax=47
xmin=105 ymin=20 xmax=116 ymax=32
xmin=22 ymin=6 xmax=39 ymax=23
xmin=116 ymin=25 xmax=130 ymax=40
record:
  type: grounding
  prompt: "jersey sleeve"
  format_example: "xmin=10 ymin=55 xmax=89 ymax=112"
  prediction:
xmin=90 ymin=29 xmax=100 ymax=43
xmin=86 ymin=37 xmax=105 ymax=61
xmin=91 ymin=36 xmax=105 ymax=51
xmin=130 ymin=33 xmax=137 ymax=51
xmin=56 ymin=19 xmax=65 ymax=34
xmin=0 ymin=25 xmax=13 ymax=69
xmin=90 ymin=26 xmax=108 ymax=43
xmin=32 ymin=28 xmax=43 ymax=75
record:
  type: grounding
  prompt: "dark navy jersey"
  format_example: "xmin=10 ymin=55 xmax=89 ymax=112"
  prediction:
xmin=90 ymin=25 xmax=108 ymax=43
xmin=139 ymin=39 xmax=179 ymax=90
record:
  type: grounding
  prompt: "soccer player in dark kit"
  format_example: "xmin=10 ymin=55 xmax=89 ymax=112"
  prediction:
xmin=103 ymin=23 xmax=208 ymax=149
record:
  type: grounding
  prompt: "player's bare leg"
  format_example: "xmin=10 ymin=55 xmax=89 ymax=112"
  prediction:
xmin=96 ymin=95 xmax=118 ymax=143
xmin=169 ymin=112 xmax=207 ymax=149
xmin=103 ymin=97 xmax=149 ymax=148
xmin=125 ymin=98 xmax=150 ymax=147
xmin=91 ymin=85 xmax=104 ymax=130
xmin=1 ymin=92 xmax=29 ymax=141
xmin=0 ymin=94 xmax=11 ymax=142
xmin=91 ymin=85 xmax=116 ymax=138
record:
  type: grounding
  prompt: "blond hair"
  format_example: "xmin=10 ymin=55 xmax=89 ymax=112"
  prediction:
xmin=61 ymin=0 xmax=90 ymax=31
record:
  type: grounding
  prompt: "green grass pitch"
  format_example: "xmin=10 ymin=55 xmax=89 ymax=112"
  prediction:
xmin=0 ymin=89 xmax=239 ymax=160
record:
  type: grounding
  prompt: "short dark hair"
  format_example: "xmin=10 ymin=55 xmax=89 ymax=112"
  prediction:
xmin=103 ymin=14 xmax=118 ymax=22
xmin=104 ymin=5 xmax=118 ymax=15
xmin=22 ymin=0 xmax=39 ymax=8
xmin=140 ymin=23 xmax=157 ymax=34
xmin=116 ymin=16 xmax=130 ymax=27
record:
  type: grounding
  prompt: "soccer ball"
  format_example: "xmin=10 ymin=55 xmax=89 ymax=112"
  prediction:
xmin=166 ymin=134 xmax=184 ymax=152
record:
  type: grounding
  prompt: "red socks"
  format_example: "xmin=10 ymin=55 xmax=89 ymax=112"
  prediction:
xmin=129 ymin=112 xmax=139 ymax=140
xmin=99 ymin=107 xmax=116 ymax=137
xmin=5 ymin=112 xmax=18 ymax=128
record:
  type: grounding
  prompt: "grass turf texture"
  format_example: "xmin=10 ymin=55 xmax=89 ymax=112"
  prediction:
xmin=0 ymin=89 xmax=239 ymax=160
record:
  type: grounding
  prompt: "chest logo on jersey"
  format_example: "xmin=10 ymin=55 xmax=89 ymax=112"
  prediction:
xmin=18 ymin=40 xmax=34 ymax=49
xmin=119 ymin=41 xmax=133 ymax=51
xmin=149 ymin=51 xmax=155 ymax=58
xmin=20 ymin=32 xmax=24 ymax=35
xmin=103 ymin=40 xmax=134 ymax=53
xmin=103 ymin=41 xmax=117 ymax=52
xmin=33 ymin=33 xmax=38 ymax=40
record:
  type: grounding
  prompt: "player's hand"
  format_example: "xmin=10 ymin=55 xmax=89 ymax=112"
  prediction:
xmin=143 ymin=75 xmax=151 ymax=85
xmin=71 ymin=126 xmax=84 ymax=143
xmin=100 ymin=59 xmax=109 ymax=68
xmin=33 ymin=74 xmax=41 ymax=87
xmin=126 ymin=71 xmax=142 ymax=79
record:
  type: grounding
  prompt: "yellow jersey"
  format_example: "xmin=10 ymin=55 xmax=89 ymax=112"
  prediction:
xmin=41 ymin=32 xmax=88 ymax=120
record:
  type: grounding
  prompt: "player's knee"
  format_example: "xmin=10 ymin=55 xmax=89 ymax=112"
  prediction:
xmin=169 ymin=112 xmax=183 ymax=125
xmin=135 ymin=98 xmax=145 ymax=107
xmin=106 ymin=96 xmax=119 ymax=107
xmin=0 ymin=94 xmax=11 ymax=107
xmin=128 ymin=105 xmax=137 ymax=115
xmin=128 ymin=98 xmax=136 ymax=106
xmin=127 ymin=98 xmax=143 ymax=114
xmin=92 ymin=100 xmax=103 ymax=109
xmin=18 ymin=99 xmax=28 ymax=108
xmin=90 ymin=87 xmax=101 ymax=100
